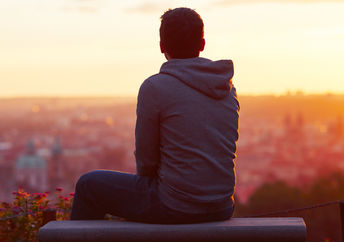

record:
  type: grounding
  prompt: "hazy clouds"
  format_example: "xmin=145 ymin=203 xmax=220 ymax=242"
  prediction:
xmin=61 ymin=0 xmax=103 ymax=13
xmin=125 ymin=1 xmax=180 ymax=14
xmin=124 ymin=0 xmax=344 ymax=15
xmin=213 ymin=0 xmax=344 ymax=7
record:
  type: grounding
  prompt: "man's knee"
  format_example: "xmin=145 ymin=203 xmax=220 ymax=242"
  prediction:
xmin=75 ymin=170 xmax=101 ymax=192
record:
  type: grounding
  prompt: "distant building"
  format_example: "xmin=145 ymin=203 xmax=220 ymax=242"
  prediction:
xmin=330 ymin=116 xmax=343 ymax=139
xmin=283 ymin=112 xmax=305 ymax=142
xmin=0 ymin=162 xmax=14 ymax=202
xmin=284 ymin=113 xmax=292 ymax=135
xmin=49 ymin=137 xmax=64 ymax=189
xmin=15 ymin=139 xmax=48 ymax=192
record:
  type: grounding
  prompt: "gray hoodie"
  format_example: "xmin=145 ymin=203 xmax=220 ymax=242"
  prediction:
xmin=135 ymin=57 xmax=239 ymax=213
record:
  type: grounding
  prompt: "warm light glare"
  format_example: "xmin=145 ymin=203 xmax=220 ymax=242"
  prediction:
xmin=0 ymin=1 xmax=344 ymax=96
xmin=105 ymin=117 xmax=114 ymax=126
xmin=31 ymin=105 xmax=40 ymax=113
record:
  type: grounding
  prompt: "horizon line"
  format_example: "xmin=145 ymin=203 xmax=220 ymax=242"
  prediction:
xmin=1 ymin=91 xmax=344 ymax=99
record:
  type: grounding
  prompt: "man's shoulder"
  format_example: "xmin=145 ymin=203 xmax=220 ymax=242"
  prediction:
xmin=142 ymin=73 xmax=159 ymax=85
xmin=141 ymin=72 xmax=178 ymax=91
xmin=144 ymin=72 xmax=176 ymax=84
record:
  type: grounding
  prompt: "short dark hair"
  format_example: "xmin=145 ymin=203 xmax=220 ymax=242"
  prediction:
xmin=160 ymin=8 xmax=204 ymax=59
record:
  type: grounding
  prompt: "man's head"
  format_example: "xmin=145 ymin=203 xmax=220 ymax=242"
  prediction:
xmin=160 ymin=8 xmax=205 ymax=59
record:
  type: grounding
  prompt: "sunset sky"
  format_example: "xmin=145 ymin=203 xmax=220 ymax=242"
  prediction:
xmin=1 ymin=0 xmax=344 ymax=97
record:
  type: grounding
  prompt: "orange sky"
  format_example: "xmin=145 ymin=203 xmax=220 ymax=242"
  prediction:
xmin=1 ymin=0 xmax=344 ymax=97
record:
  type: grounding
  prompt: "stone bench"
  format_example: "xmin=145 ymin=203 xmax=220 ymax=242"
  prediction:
xmin=38 ymin=217 xmax=306 ymax=242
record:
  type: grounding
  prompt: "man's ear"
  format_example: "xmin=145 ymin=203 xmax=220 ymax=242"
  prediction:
xmin=200 ymin=38 xmax=205 ymax=52
xmin=160 ymin=41 xmax=165 ymax=53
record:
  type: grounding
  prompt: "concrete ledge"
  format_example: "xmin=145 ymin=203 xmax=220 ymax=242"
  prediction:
xmin=38 ymin=217 xmax=306 ymax=242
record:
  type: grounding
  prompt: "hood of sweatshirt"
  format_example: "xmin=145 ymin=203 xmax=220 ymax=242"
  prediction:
xmin=159 ymin=57 xmax=234 ymax=99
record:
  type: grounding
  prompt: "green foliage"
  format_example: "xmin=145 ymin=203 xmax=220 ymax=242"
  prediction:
xmin=235 ymin=171 xmax=344 ymax=216
xmin=307 ymin=171 xmax=344 ymax=204
xmin=0 ymin=188 xmax=73 ymax=242
xmin=235 ymin=172 xmax=344 ymax=242
xmin=237 ymin=181 xmax=306 ymax=216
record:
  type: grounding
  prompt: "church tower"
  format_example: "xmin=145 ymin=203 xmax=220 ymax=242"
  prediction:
xmin=49 ymin=137 xmax=64 ymax=190
xmin=15 ymin=139 xmax=48 ymax=192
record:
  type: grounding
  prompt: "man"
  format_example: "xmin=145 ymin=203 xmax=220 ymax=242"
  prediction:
xmin=71 ymin=7 xmax=239 ymax=224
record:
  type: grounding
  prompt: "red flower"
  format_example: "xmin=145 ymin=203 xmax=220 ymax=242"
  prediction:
xmin=56 ymin=187 xmax=63 ymax=192
xmin=33 ymin=193 xmax=45 ymax=199
xmin=1 ymin=202 xmax=10 ymax=208
xmin=17 ymin=192 xmax=29 ymax=198
xmin=69 ymin=192 xmax=75 ymax=197
xmin=11 ymin=206 xmax=21 ymax=214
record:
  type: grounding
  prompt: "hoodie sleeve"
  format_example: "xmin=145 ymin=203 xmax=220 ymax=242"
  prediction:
xmin=135 ymin=79 xmax=160 ymax=177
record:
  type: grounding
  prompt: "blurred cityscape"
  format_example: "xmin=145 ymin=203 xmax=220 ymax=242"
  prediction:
xmin=0 ymin=94 xmax=344 ymax=203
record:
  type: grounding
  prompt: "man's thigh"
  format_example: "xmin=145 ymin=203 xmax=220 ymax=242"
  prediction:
xmin=78 ymin=170 xmax=157 ymax=220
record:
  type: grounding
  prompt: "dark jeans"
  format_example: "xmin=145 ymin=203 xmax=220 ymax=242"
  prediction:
xmin=70 ymin=170 xmax=234 ymax=224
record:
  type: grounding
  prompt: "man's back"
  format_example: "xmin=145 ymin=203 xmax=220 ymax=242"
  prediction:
xmin=135 ymin=57 xmax=239 ymax=214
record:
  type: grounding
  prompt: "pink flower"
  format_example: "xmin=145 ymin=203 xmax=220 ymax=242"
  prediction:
xmin=64 ymin=197 xmax=70 ymax=202
xmin=17 ymin=191 xmax=28 ymax=197
xmin=56 ymin=187 xmax=63 ymax=192
xmin=1 ymin=202 xmax=10 ymax=208
xmin=11 ymin=206 xmax=21 ymax=214
xmin=69 ymin=192 xmax=75 ymax=197
xmin=33 ymin=193 xmax=45 ymax=199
